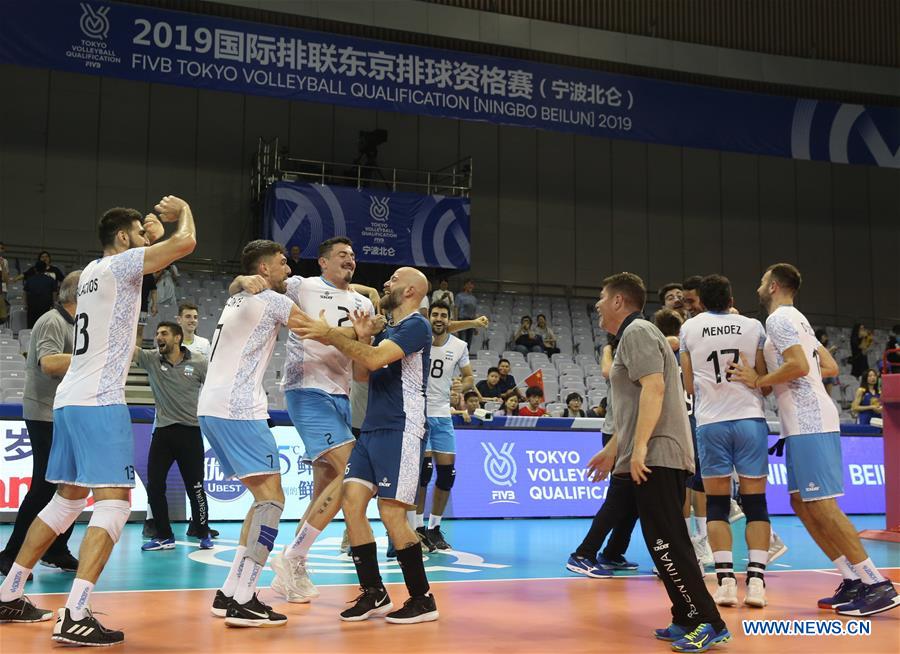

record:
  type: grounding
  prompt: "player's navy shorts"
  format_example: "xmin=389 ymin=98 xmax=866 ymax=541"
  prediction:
xmin=344 ymin=428 xmax=425 ymax=506
xmin=425 ymin=417 xmax=456 ymax=454
xmin=685 ymin=414 xmax=705 ymax=492
xmin=286 ymin=388 xmax=355 ymax=462
xmin=785 ymin=432 xmax=844 ymax=502
xmin=47 ymin=405 xmax=135 ymax=488
xmin=696 ymin=418 xmax=769 ymax=478
xmin=199 ymin=416 xmax=279 ymax=480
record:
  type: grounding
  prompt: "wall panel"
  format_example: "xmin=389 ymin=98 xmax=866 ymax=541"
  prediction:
xmin=610 ymin=139 xmax=648 ymax=279
xmin=496 ymin=125 xmax=537 ymax=284
xmin=719 ymin=152 xmax=759 ymax=313
xmin=646 ymin=145 xmax=683 ymax=292
xmin=682 ymin=148 xmax=722 ymax=278
xmin=536 ymin=131 xmax=575 ymax=288
xmin=573 ymin=136 xmax=612 ymax=290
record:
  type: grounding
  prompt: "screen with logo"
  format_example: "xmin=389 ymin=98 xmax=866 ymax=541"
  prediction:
xmin=448 ymin=430 xmax=886 ymax=519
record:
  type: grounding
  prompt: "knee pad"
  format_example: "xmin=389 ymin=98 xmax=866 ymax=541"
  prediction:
xmin=705 ymin=494 xmax=731 ymax=524
xmin=740 ymin=493 xmax=770 ymax=523
xmin=87 ymin=500 xmax=131 ymax=543
xmin=419 ymin=457 xmax=434 ymax=488
xmin=246 ymin=500 xmax=284 ymax=565
xmin=37 ymin=493 xmax=87 ymax=535
xmin=435 ymin=464 xmax=456 ymax=491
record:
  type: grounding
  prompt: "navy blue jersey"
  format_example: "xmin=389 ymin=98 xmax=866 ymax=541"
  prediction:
xmin=362 ymin=312 xmax=431 ymax=436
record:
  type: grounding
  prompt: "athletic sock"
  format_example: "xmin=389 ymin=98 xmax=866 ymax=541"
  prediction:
xmin=428 ymin=514 xmax=442 ymax=529
xmin=406 ymin=511 xmax=417 ymax=530
xmin=396 ymin=542 xmax=430 ymax=597
xmin=0 ymin=563 xmax=31 ymax=602
xmin=685 ymin=517 xmax=694 ymax=537
xmin=713 ymin=551 xmax=735 ymax=584
xmin=851 ymin=557 xmax=887 ymax=585
xmin=66 ymin=578 xmax=94 ymax=621
xmin=284 ymin=523 xmax=321 ymax=560
xmin=415 ymin=513 xmax=425 ymax=529
xmin=350 ymin=542 xmax=383 ymax=590
xmin=220 ymin=545 xmax=247 ymax=596
xmin=832 ymin=555 xmax=860 ymax=581
xmin=233 ymin=558 xmax=263 ymax=604
xmin=747 ymin=549 xmax=768 ymax=586
xmin=695 ymin=517 xmax=707 ymax=539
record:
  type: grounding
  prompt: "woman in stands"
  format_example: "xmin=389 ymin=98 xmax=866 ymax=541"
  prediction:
xmin=496 ymin=394 xmax=520 ymax=417
xmin=851 ymin=369 xmax=882 ymax=425
xmin=815 ymin=329 xmax=839 ymax=397
xmin=850 ymin=323 xmax=873 ymax=379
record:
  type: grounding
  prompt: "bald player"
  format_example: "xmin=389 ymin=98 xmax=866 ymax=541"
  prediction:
xmin=293 ymin=267 xmax=438 ymax=624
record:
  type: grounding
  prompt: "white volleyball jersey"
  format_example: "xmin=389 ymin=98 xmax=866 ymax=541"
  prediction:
xmin=184 ymin=334 xmax=210 ymax=358
xmin=679 ymin=312 xmax=766 ymax=427
xmin=426 ymin=334 xmax=470 ymax=417
xmin=281 ymin=276 xmax=375 ymax=396
xmin=763 ymin=305 xmax=839 ymax=436
xmin=198 ymin=290 xmax=294 ymax=420
xmin=54 ymin=248 xmax=145 ymax=408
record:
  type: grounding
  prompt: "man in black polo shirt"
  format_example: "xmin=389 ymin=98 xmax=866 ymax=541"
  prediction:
xmin=495 ymin=358 xmax=521 ymax=400
xmin=132 ymin=322 xmax=212 ymax=551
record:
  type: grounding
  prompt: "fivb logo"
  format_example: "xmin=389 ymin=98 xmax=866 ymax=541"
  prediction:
xmin=369 ymin=196 xmax=390 ymax=222
xmin=482 ymin=442 xmax=518 ymax=504
xmin=79 ymin=3 xmax=110 ymax=40
xmin=203 ymin=449 xmax=247 ymax=501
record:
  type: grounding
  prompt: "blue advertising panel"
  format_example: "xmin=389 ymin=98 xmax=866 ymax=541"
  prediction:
xmin=0 ymin=0 xmax=897 ymax=167
xmin=264 ymin=181 xmax=470 ymax=269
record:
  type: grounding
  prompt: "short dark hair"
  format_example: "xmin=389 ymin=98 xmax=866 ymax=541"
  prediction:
xmin=464 ymin=390 xmax=480 ymax=402
xmin=766 ymin=263 xmax=802 ymax=293
xmin=525 ymin=386 xmax=543 ymax=399
xmin=859 ymin=369 xmax=879 ymax=390
xmin=536 ymin=313 xmax=546 ymax=320
xmin=98 ymin=207 xmax=142 ymax=247
xmin=487 ymin=367 xmax=500 ymax=376
xmin=698 ymin=274 xmax=732 ymax=312
xmin=566 ymin=392 xmax=583 ymax=404
xmin=241 ymin=239 xmax=285 ymax=275
xmin=178 ymin=302 xmax=199 ymax=315
xmin=156 ymin=321 xmax=184 ymax=343
xmin=652 ymin=308 xmax=683 ymax=338
xmin=430 ymin=301 xmax=451 ymax=316
xmin=658 ymin=282 xmax=683 ymax=304
xmin=498 ymin=358 xmax=510 ymax=367
xmin=602 ymin=272 xmax=646 ymax=310
xmin=682 ymin=275 xmax=703 ymax=292
xmin=814 ymin=328 xmax=828 ymax=343
xmin=318 ymin=236 xmax=352 ymax=259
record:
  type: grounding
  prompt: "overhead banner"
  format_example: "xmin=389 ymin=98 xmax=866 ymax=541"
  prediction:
xmin=264 ymin=181 xmax=471 ymax=269
xmin=0 ymin=1 xmax=897 ymax=167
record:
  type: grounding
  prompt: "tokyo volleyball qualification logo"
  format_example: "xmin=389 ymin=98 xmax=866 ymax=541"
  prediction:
xmin=482 ymin=442 xmax=519 ymax=504
xmin=79 ymin=3 xmax=110 ymax=39
xmin=369 ymin=196 xmax=390 ymax=222
xmin=411 ymin=197 xmax=471 ymax=269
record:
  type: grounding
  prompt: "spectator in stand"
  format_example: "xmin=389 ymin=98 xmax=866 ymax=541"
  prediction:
xmin=431 ymin=279 xmax=454 ymax=308
xmin=496 ymin=395 xmax=520 ymax=416
xmin=563 ymin=392 xmax=586 ymax=417
xmin=496 ymin=358 xmax=522 ymax=400
xmin=850 ymin=323 xmax=873 ymax=379
xmin=513 ymin=316 xmax=543 ymax=355
xmin=851 ymin=369 xmax=882 ymax=425
xmin=476 ymin=367 xmax=504 ymax=405
xmin=681 ymin=275 xmax=704 ymax=319
xmin=137 ymin=272 xmax=157 ymax=345
xmin=453 ymin=279 xmax=478 ymax=347
xmin=0 ymin=243 xmax=8 ymax=325
xmin=519 ymin=386 xmax=547 ymax=417
xmin=154 ymin=264 xmax=179 ymax=318
xmin=464 ymin=390 xmax=481 ymax=416
xmin=22 ymin=251 xmax=65 ymax=285
xmin=176 ymin=302 xmax=211 ymax=358
xmin=816 ymin=328 xmax=840 ymax=396
xmin=534 ymin=314 xmax=560 ymax=356
xmin=287 ymin=245 xmax=304 ymax=277
xmin=23 ymin=261 xmax=58 ymax=328
xmin=587 ymin=397 xmax=607 ymax=418
xmin=658 ymin=283 xmax=686 ymax=319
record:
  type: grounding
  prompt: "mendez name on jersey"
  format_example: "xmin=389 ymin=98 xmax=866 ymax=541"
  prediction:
xmin=281 ymin=276 xmax=374 ymax=396
xmin=426 ymin=334 xmax=469 ymax=417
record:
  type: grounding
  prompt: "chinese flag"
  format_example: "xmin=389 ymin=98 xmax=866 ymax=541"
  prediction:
xmin=523 ymin=369 xmax=544 ymax=392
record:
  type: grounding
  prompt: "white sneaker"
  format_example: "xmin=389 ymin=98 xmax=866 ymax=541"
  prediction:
xmin=340 ymin=528 xmax=351 ymax=555
xmin=692 ymin=535 xmax=714 ymax=567
xmin=269 ymin=552 xmax=319 ymax=603
xmin=728 ymin=499 xmax=745 ymax=523
xmin=744 ymin=577 xmax=767 ymax=608
xmin=768 ymin=531 xmax=788 ymax=563
xmin=714 ymin=577 xmax=738 ymax=606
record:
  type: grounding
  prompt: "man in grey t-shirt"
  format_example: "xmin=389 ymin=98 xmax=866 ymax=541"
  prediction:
xmin=0 ymin=272 xmax=82 ymax=575
xmin=587 ymin=272 xmax=728 ymax=650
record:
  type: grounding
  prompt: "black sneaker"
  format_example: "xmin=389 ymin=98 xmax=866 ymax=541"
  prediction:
xmin=40 ymin=552 xmax=79 ymax=572
xmin=142 ymin=519 xmax=158 ymax=539
xmin=186 ymin=523 xmax=219 ymax=539
xmin=51 ymin=607 xmax=124 ymax=646
xmin=339 ymin=586 xmax=393 ymax=622
xmin=385 ymin=594 xmax=439 ymax=624
xmin=210 ymin=589 xmax=232 ymax=618
xmin=426 ymin=526 xmax=451 ymax=550
xmin=224 ymin=593 xmax=287 ymax=627
xmin=0 ymin=596 xmax=53 ymax=623
xmin=0 ymin=554 xmax=33 ymax=581
xmin=416 ymin=527 xmax=437 ymax=552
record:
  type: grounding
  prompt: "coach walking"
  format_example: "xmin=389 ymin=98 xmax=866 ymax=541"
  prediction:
xmin=589 ymin=273 xmax=730 ymax=651
xmin=133 ymin=321 xmax=213 ymax=551
xmin=0 ymin=272 xmax=82 ymax=576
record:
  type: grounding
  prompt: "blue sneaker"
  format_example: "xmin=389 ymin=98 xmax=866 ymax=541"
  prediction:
xmin=671 ymin=623 xmax=731 ymax=652
xmin=565 ymin=555 xmax=612 ymax=578
xmin=818 ymin=578 xmax=863 ymax=609
xmin=835 ymin=580 xmax=900 ymax=617
xmin=654 ymin=623 xmax=690 ymax=641
xmin=598 ymin=553 xmax=639 ymax=571
xmin=141 ymin=537 xmax=175 ymax=552
xmin=199 ymin=536 xmax=214 ymax=550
